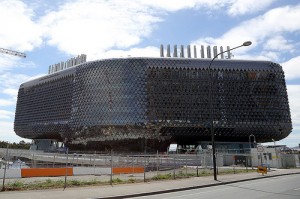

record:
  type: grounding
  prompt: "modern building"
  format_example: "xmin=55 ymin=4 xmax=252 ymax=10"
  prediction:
xmin=14 ymin=57 xmax=292 ymax=152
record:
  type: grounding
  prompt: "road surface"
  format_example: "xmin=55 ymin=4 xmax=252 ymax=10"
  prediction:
xmin=131 ymin=174 xmax=300 ymax=199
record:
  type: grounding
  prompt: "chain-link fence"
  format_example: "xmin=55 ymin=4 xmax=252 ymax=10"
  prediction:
xmin=1 ymin=147 xmax=300 ymax=191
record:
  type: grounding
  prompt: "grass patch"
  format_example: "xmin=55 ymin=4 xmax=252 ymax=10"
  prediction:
xmin=127 ymin=178 xmax=136 ymax=183
xmin=3 ymin=178 xmax=102 ymax=191
xmin=111 ymin=178 xmax=123 ymax=184
xmin=176 ymin=170 xmax=193 ymax=178
xmin=219 ymin=168 xmax=257 ymax=175
xmin=1 ymin=168 xmax=258 ymax=191
xmin=4 ymin=181 xmax=24 ymax=191
xmin=151 ymin=173 xmax=172 ymax=180
xmin=198 ymin=170 xmax=211 ymax=176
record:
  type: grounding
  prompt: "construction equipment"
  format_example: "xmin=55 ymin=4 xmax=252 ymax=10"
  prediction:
xmin=0 ymin=48 xmax=26 ymax=58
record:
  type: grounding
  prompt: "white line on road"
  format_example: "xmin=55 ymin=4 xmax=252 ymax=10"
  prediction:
xmin=294 ymin=187 xmax=300 ymax=191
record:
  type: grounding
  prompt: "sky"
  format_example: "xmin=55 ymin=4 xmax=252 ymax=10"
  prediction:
xmin=0 ymin=0 xmax=300 ymax=147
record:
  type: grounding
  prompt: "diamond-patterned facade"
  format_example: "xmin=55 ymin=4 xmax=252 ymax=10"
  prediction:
xmin=14 ymin=58 xmax=292 ymax=151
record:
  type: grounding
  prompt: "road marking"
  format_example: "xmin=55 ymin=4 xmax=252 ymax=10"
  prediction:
xmin=294 ymin=187 xmax=300 ymax=191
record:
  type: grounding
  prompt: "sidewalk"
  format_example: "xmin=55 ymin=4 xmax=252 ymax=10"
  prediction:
xmin=1 ymin=168 xmax=300 ymax=199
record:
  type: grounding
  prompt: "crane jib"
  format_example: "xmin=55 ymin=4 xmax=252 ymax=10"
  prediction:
xmin=0 ymin=48 xmax=26 ymax=58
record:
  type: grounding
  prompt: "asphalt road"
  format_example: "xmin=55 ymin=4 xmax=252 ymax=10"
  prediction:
xmin=131 ymin=174 xmax=300 ymax=199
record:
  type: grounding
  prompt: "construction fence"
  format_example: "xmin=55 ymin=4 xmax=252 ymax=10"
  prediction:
xmin=1 ymin=147 xmax=300 ymax=190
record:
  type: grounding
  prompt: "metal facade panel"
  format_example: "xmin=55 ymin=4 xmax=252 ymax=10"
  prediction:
xmin=14 ymin=58 xmax=292 ymax=151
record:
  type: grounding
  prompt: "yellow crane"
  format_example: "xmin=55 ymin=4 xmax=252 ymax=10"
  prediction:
xmin=0 ymin=48 xmax=26 ymax=58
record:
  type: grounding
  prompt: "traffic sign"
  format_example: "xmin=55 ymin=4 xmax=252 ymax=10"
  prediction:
xmin=257 ymin=145 xmax=264 ymax=152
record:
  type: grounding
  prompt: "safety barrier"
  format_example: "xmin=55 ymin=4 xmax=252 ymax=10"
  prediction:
xmin=21 ymin=168 xmax=73 ymax=178
xmin=112 ymin=167 xmax=144 ymax=174
xmin=0 ymin=169 xmax=21 ymax=179
xmin=1 ymin=167 xmax=144 ymax=179
xmin=73 ymin=167 xmax=110 ymax=175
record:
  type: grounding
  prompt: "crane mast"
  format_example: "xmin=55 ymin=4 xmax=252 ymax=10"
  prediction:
xmin=0 ymin=48 xmax=26 ymax=58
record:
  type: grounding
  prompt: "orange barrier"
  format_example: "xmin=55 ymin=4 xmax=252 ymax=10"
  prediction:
xmin=112 ymin=167 xmax=144 ymax=174
xmin=21 ymin=168 xmax=73 ymax=178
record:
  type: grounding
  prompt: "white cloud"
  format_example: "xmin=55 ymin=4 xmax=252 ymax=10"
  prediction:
xmin=0 ymin=0 xmax=42 ymax=51
xmin=193 ymin=5 xmax=300 ymax=59
xmin=0 ymin=72 xmax=31 ymax=89
xmin=135 ymin=0 xmax=226 ymax=12
xmin=264 ymin=35 xmax=294 ymax=51
xmin=276 ymin=132 xmax=300 ymax=147
xmin=287 ymin=85 xmax=300 ymax=126
xmin=0 ymin=72 xmax=43 ymax=108
xmin=225 ymin=5 xmax=300 ymax=43
xmin=0 ymin=55 xmax=19 ymax=72
xmin=39 ymin=0 xmax=161 ymax=59
xmin=136 ymin=0 xmax=275 ymax=15
xmin=103 ymin=46 xmax=160 ymax=58
xmin=37 ymin=0 xmax=278 ymax=59
xmin=262 ymin=85 xmax=300 ymax=147
xmin=261 ymin=51 xmax=279 ymax=61
xmin=281 ymin=56 xmax=300 ymax=80
xmin=0 ymin=0 xmax=279 ymax=61
xmin=0 ymin=110 xmax=14 ymax=119
xmin=0 ymin=99 xmax=15 ymax=106
xmin=0 ymin=121 xmax=28 ymax=143
xmin=2 ymin=89 xmax=18 ymax=98
xmin=228 ymin=0 xmax=276 ymax=16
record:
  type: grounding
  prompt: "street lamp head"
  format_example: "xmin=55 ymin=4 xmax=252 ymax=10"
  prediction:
xmin=243 ymin=41 xmax=252 ymax=46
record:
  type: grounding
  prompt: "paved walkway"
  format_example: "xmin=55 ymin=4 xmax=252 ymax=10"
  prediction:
xmin=1 ymin=169 xmax=300 ymax=199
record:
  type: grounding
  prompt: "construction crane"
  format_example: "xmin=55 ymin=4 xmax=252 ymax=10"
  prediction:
xmin=0 ymin=48 xmax=26 ymax=58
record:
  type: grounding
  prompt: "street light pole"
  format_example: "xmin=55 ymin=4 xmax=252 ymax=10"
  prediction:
xmin=209 ymin=41 xmax=252 ymax=181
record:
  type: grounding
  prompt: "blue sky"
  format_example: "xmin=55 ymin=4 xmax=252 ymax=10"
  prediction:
xmin=0 ymin=0 xmax=300 ymax=146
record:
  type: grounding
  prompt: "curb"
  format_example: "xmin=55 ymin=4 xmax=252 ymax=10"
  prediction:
xmin=97 ymin=172 xmax=300 ymax=199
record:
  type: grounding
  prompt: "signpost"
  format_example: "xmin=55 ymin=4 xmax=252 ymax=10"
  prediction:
xmin=256 ymin=144 xmax=266 ymax=174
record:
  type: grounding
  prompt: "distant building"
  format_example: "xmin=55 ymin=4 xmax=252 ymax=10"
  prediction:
xmin=14 ymin=57 xmax=292 ymax=152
